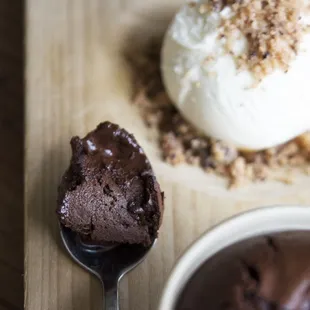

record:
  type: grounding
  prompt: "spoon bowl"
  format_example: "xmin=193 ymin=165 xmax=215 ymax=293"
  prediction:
xmin=59 ymin=224 xmax=156 ymax=310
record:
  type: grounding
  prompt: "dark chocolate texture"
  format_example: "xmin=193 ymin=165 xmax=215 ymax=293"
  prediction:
xmin=176 ymin=231 xmax=310 ymax=310
xmin=57 ymin=122 xmax=164 ymax=246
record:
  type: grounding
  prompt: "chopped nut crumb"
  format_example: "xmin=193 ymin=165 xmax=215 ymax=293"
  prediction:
xmin=297 ymin=132 xmax=310 ymax=152
xmin=204 ymin=56 xmax=215 ymax=65
xmin=188 ymin=1 xmax=197 ymax=8
xmin=199 ymin=4 xmax=209 ymax=14
xmin=125 ymin=38 xmax=310 ymax=189
xmin=211 ymin=140 xmax=238 ymax=164
xmin=215 ymin=0 xmax=309 ymax=81
xmin=229 ymin=157 xmax=247 ymax=188
xmin=161 ymin=133 xmax=185 ymax=165
xmin=276 ymin=174 xmax=294 ymax=185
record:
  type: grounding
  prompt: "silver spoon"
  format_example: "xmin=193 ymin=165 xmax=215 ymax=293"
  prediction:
xmin=59 ymin=224 xmax=156 ymax=310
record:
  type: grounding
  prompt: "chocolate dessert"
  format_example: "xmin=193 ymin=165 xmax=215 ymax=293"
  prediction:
xmin=176 ymin=231 xmax=310 ymax=309
xmin=57 ymin=122 xmax=164 ymax=246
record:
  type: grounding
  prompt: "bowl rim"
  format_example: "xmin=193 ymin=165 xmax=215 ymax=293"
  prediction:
xmin=158 ymin=204 xmax=310 ymax=310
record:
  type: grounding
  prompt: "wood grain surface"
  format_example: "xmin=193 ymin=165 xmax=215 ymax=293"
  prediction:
xmin=25 ymin=1 xmax=310 ymax=309
xmin=0 ymin=1 xmax=24 ymax=310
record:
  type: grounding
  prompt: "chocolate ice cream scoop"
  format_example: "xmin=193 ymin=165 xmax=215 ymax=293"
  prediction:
xmin=176 ymin=231 xmax=310 ymax=310
xmin=57 ymin=121 xmax=164 ymax=246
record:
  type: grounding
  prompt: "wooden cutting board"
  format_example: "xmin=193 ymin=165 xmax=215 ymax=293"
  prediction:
xmin=25 ymin=1 xmax=310 ymax=309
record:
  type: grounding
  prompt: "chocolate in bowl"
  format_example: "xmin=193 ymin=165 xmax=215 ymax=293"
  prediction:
xmin=158 ymin=206 xmax=310 ymax=310
xmin=176 ymin=231 xmax=310 ymax=310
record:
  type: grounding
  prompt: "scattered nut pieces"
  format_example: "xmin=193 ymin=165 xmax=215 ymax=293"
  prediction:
xmin=229 ymin=157 xmax=247 ymax=188
xmin=211 ymin=140 xmax=238 ymax=164
xmin=199 ymin=3 xmax=209 ymax=14
xmin=297 ymin=132 xmax=310 ymax=152
xmin=215 ymin=0 xmax=309 ymax=81
xmin=276 ymin=174 xmax=294 ymax=185
xmin=252 ymin=163 xmax=270 ymax=181
xmin=161 ymin=133 xmax=185 ymax=165
xmin=188 ymin=1 xmax=197 ymax=8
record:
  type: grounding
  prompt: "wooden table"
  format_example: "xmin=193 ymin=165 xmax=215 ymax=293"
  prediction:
xmin=25 ymin=1 xmax=310 ymax=309
xmin=0 ymin=1 xmax=23 ymax=309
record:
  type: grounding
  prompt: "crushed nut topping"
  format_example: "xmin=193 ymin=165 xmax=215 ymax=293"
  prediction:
xmin=227 ymin=0 xmax=306 ymax=80
xmin=191 ymin=0 xmax=309 ymax=81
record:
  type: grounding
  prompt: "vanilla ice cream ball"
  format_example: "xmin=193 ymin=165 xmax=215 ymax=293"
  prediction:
xmin=161 ymin=0 xmax=310 ymax=150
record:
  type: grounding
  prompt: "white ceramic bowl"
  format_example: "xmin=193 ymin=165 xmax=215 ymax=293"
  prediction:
xmin=158 ymin=205 xmax=310 ymax=310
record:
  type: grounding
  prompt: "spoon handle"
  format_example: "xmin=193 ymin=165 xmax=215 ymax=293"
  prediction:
xmin=103 ymin=278 xmax=119 ymax=310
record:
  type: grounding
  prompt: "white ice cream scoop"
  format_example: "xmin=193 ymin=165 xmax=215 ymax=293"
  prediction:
xmin=161 ymin=0 xmax=310 ymax=150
